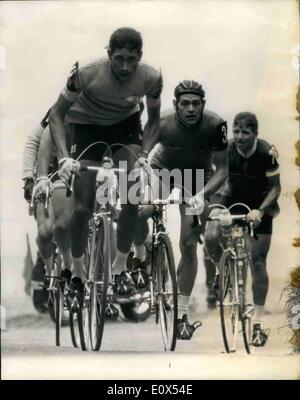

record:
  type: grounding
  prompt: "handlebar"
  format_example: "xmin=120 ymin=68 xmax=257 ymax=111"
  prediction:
xmin=207 ymin=213 xmax=254 ymax=237
xmin=80 ymin=165 xmax=125 ymax=173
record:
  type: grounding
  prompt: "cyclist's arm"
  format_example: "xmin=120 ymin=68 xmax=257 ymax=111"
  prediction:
xmin=49 ymin=96 xmax=73 ymax=160
xmin=36 ymin=126 xmax=54 ymax=178
xmin=22 ymin=124 xmax=44 ymax=181
xmin=258 ymin=173 xmax=281 ymax=215
xmin=201 ymin=121 xmax=228 ymax=199
xmin=203 ymin=149 xmax=228 ymax=200
xmin=141 ymin=97 xmax=161 ymax=155
xmin=49 ymin=62 xmax=81 ymax=160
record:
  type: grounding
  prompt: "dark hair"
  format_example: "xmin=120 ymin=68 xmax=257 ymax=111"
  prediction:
xmin=109 ymin=27 xmax=143 ymax=54
xmin=233 ymin=112 xmax=258 ymax=133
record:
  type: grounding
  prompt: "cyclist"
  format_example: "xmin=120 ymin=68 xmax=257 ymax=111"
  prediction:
xmin=133 ymin=80 xmax=228 ymax=340
xmin=22 ymin=109 xmax=73 ymax=297
xmin=22 ymin=109 xmax=53 ymax=312
xmin=205 ymin=112 xmax=281 ymax=347
xmin=48 ymin=27 xmax=162 ymax=301
xmin=34 ymin=124 xmax=74 ymax=282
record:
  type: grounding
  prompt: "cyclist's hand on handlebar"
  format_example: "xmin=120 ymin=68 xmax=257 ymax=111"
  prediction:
xmin=34 ymin=177 xmax=54 ymax=202
xmin=23 ymin=178 xmax=34 ymax=203
xmin=188 ymin=193 xmax=205 ymax=214
xmin=246 ymin=209 xmax=263 ymax=227
xmin=58 ymin=157 xmax=80 ymax=184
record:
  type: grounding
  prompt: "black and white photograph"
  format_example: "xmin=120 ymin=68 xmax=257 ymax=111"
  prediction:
xmin=1 ymin=0 xmax=299 ymax=381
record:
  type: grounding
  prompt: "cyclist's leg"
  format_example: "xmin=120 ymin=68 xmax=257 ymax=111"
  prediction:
xmin=203 ymin=194 xmax=222 ymax=307
xmin=69 ymin=167 xmax=96 ymax=281
xmin=176 ymin=203 xmax=203 ymax=339
xmin=132 ymin=170 xmax=165 ymax=262
xmin=53 ymin=186 xmax=74 ymax=274
xmin=177 ymin=204 xmax=199 ymax=296
xmin=204 ymin=195 xmax=232 ymax=294
xmin=177 ymin=201 xmax=211 ymax=295
xmin=250 ymin=229 xmax=272 ymax=346
xmin=36 ymin=201 xmax=55 ymax=276
xmin=250 ymin=218 xmax=272 ymax=323
xmin=111 ymin=143 xmax=141 ymax=275
xmin=204 ymin=208 xmax=223 ymax=265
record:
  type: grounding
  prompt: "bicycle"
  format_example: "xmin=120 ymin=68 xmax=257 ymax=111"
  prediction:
xmin=121 ymin=167 xmax=179 ymax=351
xmin=207 ymin=203 xmax=255 ymax=354
xmin=66 ymin=156 xmax=126 ymax=351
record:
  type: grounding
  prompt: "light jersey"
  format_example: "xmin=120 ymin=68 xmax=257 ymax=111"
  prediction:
xmin=223 ymin=138 xmax=280 ymax=215
xmin=61 ymin=58 xmax=162 ymax=126
xmin=22 ymin=108 xmax=51 ymax=180
xmin=151 ymin=109 xmax=228 ymax=184
xmin=22 ymin=108 xmax=72 ymax=180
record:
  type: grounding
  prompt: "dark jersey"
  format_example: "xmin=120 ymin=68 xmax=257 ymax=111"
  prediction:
xmin=223 ymin=138 xmax=280 ymax=216
xmin=151 ymin=109 xmax=227 ymax=183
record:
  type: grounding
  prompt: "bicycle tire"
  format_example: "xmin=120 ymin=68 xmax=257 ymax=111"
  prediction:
xmin=48 ymin=247 xmax=63 ymax=346
xmin=69 ymin=307 xmax=86 ymax=350
xmin=156 ymin=234 xmax=178 ymax=351
xmin=54 ymin=285 xmax=63 ymax=346
xmin=88 ymin=214 xmax=110 ymax=351
xmin=219 ymin=250 xmax=239 ymax=353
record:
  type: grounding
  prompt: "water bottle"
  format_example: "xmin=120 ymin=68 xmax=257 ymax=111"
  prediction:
xmin=219 ymin=209 xmax=232 ymax=237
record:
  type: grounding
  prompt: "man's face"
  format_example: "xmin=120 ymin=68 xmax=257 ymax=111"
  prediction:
xmin=175 ymin=94 xmax=204 ymax=126
xmin=108 ymin=48 xmax=141 ymax=82
xmin=233 ymin=120 xmax=257 ymax=152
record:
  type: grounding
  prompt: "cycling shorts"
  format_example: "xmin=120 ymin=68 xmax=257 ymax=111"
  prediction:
xmin=218 ymin=194 xmax=273 ymax=235
xmin=70 ymin=112 xmax=143 ymax=162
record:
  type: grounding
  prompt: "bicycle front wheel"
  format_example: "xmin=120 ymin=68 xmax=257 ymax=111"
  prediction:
xmin=219 ymin=250 xmax=239 ymax=353
xmin=89 ymin=214 xmax=110 ymax=351
xmin=155 ymin=235 xmax=178 ymax=351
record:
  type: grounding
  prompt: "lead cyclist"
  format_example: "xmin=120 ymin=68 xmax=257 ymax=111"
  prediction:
xmin=48 ymin=28 xmax=162 ymax=304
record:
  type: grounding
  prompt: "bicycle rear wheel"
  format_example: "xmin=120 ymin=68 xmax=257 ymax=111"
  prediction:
xmin=219 ymin=250 xmax=239 ymax=353
xmin=89 ymin=214 xmax=110 ymax=351
xmin=156 ymin=235 xmax=178 ymax=351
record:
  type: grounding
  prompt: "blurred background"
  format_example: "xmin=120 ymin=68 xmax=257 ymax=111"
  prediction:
xmin=0 ymin=0 xmax=298 ymax=326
